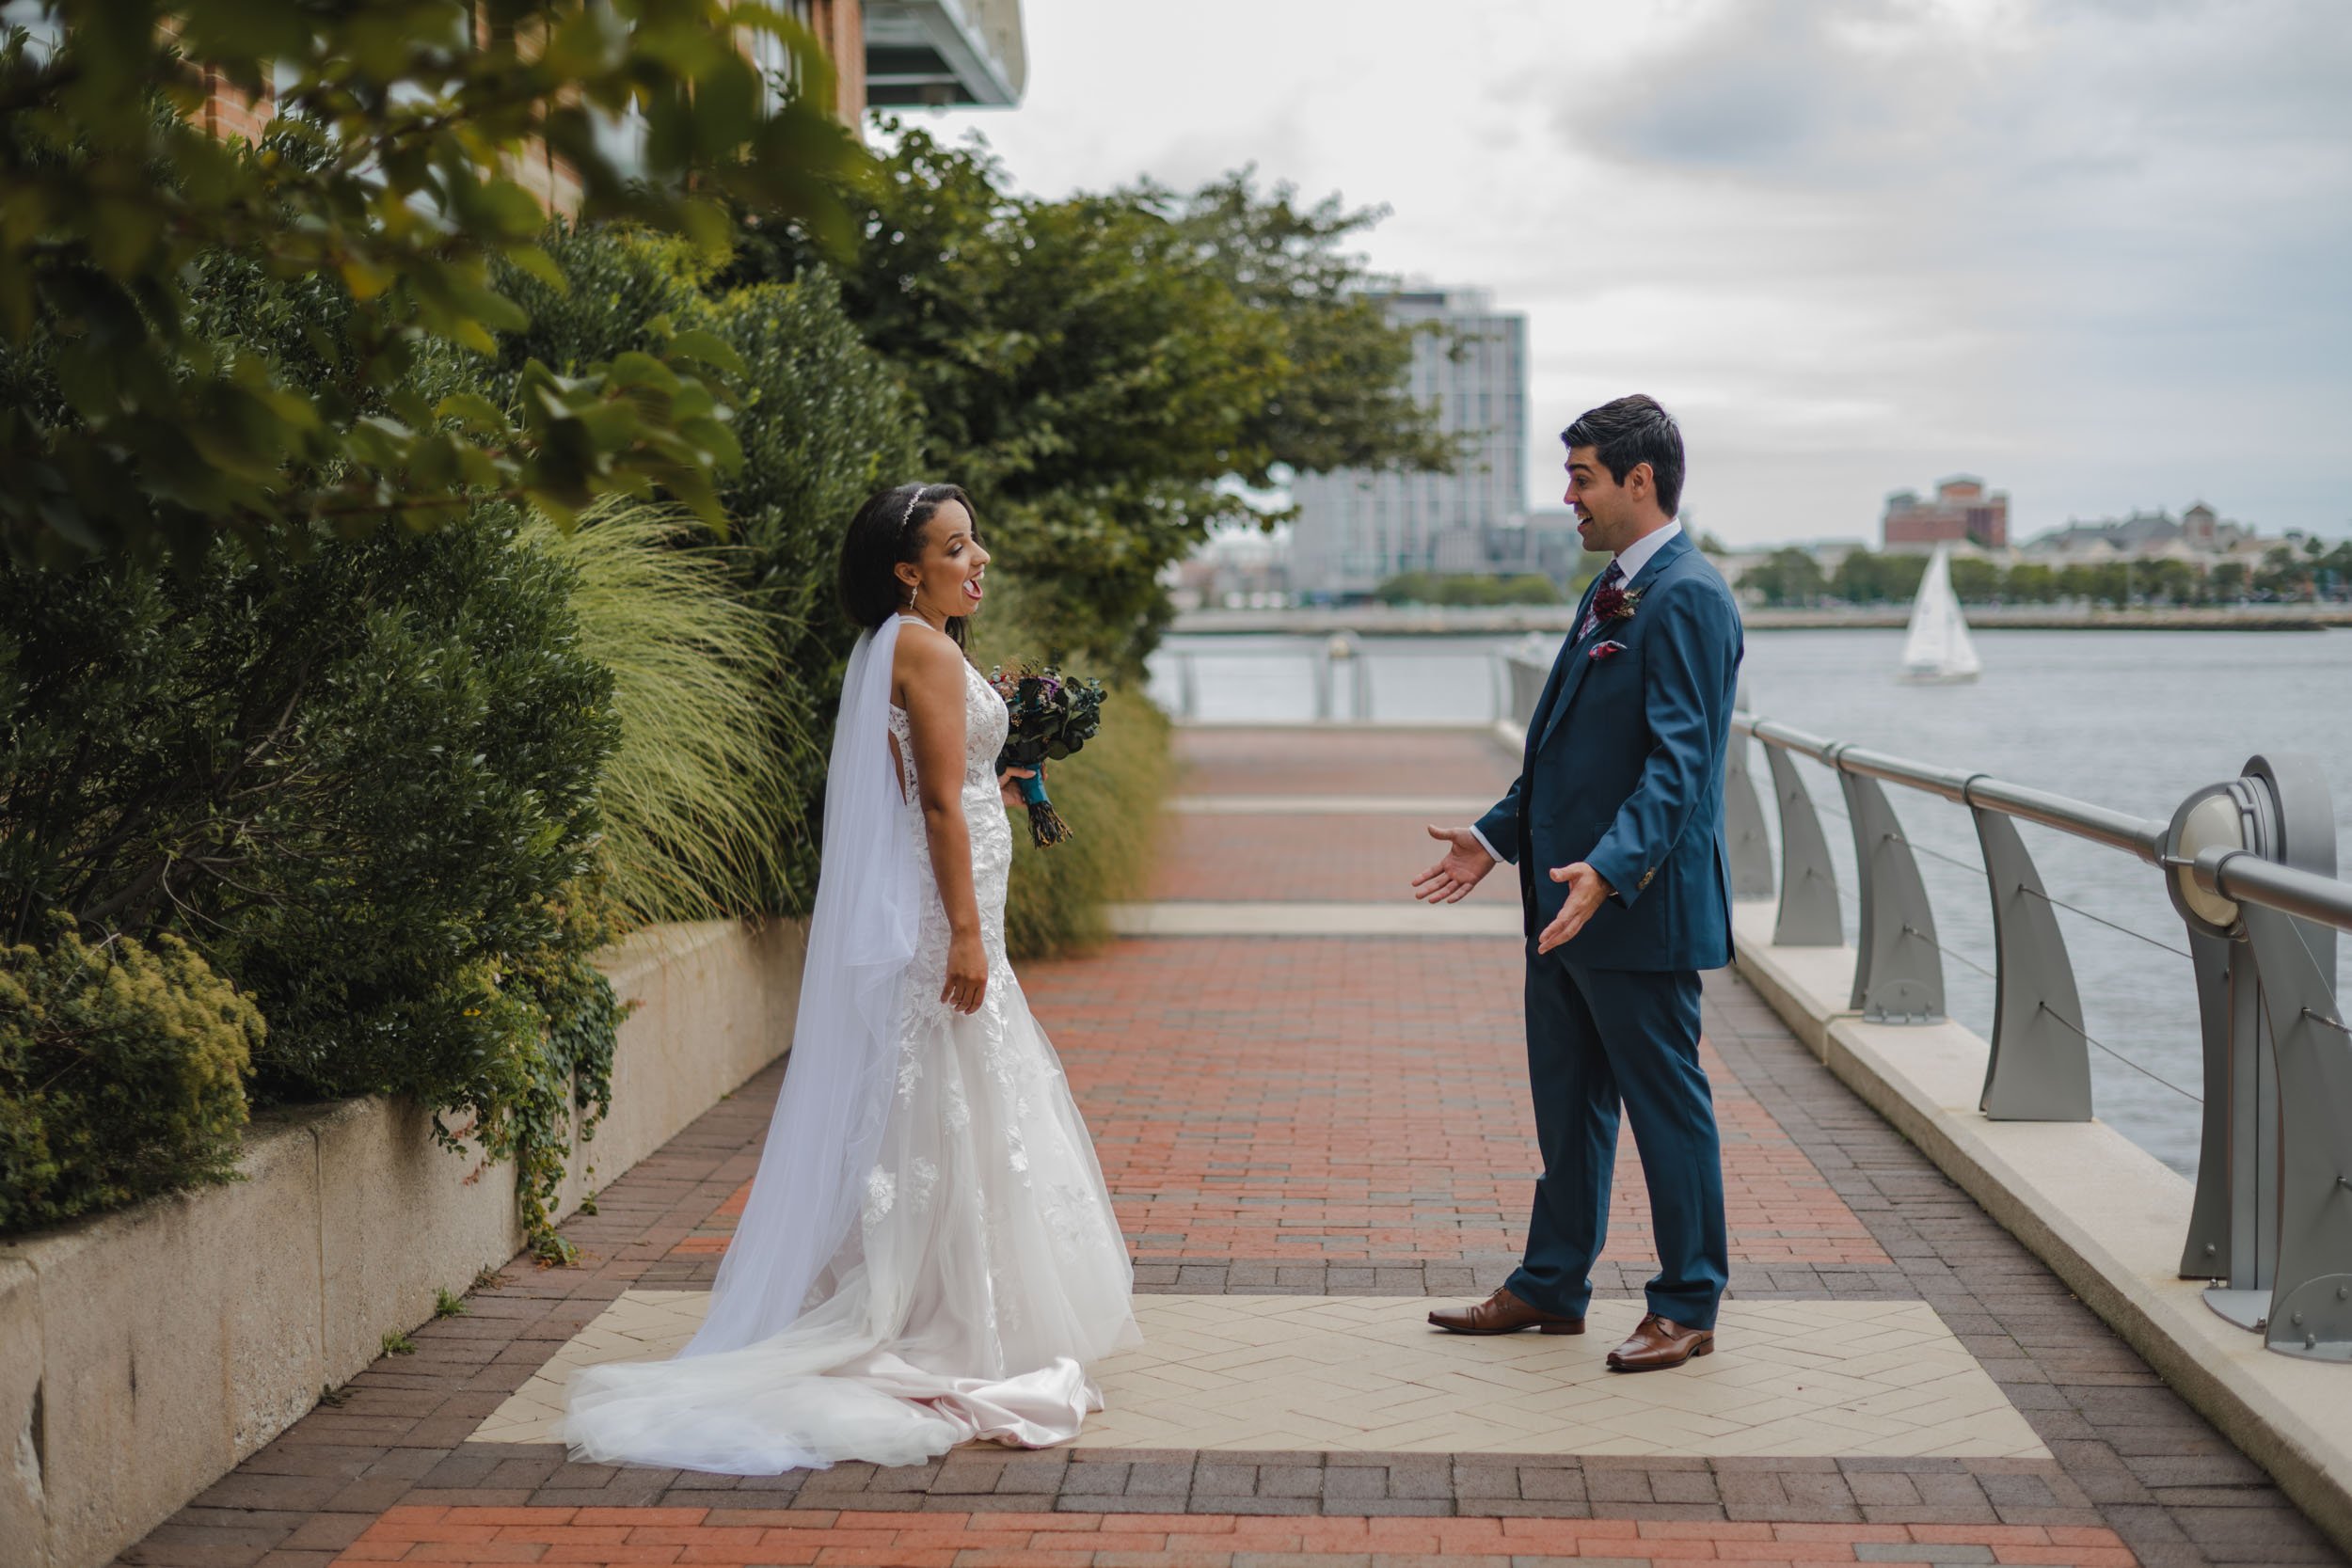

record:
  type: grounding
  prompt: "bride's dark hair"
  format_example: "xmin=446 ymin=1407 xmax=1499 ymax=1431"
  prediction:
xmin=836 ymin=483 xmax=981 ymax=649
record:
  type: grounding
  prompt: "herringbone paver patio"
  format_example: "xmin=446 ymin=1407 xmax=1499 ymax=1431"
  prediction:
xmin=114 ymin=725 xmax=2343 ymax=1568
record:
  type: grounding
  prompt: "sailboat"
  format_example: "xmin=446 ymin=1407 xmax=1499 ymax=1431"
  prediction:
xmin=1898 ymin=543 xmax=1981 ymax=683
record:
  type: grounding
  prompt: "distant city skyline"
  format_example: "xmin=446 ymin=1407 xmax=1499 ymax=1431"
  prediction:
xmin=921 ymin=0 xmax=2352 ymax=546
xmin=1286 ymin=287 xmax=1528 ymax=597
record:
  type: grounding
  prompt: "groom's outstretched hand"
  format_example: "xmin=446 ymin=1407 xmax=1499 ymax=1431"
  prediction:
xmin=1413 ymin=826 xmax=1495 ymax=904
xmin=1536 ymin=862 xmax=1615 ymax=954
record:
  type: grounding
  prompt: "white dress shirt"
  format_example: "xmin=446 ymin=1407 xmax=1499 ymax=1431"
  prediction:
xmin=1469 ymin=520 xmax=1683 ymax=864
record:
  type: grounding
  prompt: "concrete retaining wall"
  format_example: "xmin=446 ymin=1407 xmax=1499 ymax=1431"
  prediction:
xmin=1730 ymin=899 xmax=2352 ymax=1560
xmin=0 ymin=916 xmax=806 ymax=1568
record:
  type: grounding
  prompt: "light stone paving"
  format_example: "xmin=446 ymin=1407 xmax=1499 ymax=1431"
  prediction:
xmin=474 ymin=1291 xmax=2048 ymax=1461
xmin=1104 ymin=900 xmax=1523 ymax=937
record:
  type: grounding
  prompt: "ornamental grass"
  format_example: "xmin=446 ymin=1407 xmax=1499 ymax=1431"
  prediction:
xmin=521 ymin=499 xmax=810 ymax=927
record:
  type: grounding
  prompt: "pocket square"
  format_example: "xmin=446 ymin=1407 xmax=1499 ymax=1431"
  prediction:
xmin=1588 ymin=640 xmax=1628 ymax=661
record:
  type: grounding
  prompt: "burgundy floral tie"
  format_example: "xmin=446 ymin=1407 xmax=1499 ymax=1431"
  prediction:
xmin=1578 ymin=560 xmax=1625 ymax=641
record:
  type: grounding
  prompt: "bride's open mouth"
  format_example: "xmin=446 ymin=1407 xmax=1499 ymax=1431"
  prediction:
xmin=961 ymin=574 xmax=985 ymax=605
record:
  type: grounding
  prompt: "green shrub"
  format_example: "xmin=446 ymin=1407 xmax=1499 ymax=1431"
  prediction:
xmin=0 ymin=513 xmax=625 ymax=1250
xmin=699 ymin=271 xmax=922 ymax=906
xmin=0 ymin=924 xmax=262 ymax=1233
xmin=488 ymin=230 xmax=920 ymax=910
xmin=522 ymin=500 xmax=805 ymax=925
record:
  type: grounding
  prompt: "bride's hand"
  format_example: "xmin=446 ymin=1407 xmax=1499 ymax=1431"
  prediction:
xmin=998 ymin=765 xmax=1036 ymax=811
xmin=943 ymin=930 xmax=988 ymax=1014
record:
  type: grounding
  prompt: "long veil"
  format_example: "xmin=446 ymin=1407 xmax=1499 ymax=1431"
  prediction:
xmin=680 ymin=614 xmax=920 ymax=1356
xmin=565 ymin=611 xmax=1135 ymax=1473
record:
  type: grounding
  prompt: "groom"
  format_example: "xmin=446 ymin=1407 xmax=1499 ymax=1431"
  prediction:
xmin=1413 ymin=394 xmax=1742 ymax=1372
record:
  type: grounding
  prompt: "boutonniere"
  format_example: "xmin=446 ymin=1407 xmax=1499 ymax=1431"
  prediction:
xmin=1594 ymin=584 xmax=1643 ymax=623
xmin=1589 ymin=639 xmax=1629 ymax=661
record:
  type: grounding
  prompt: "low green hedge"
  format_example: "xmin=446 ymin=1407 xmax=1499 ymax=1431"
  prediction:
xmin=0 ymin=924 xmax=262 ymax=1233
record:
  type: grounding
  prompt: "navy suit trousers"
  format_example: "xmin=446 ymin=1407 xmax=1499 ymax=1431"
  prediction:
xmin=1504 ymin=953 xmax=1730 ymax=1330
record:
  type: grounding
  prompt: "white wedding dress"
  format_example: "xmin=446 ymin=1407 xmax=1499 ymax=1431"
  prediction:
xmin=564 ymin=617 xmax=1137 ymax=1474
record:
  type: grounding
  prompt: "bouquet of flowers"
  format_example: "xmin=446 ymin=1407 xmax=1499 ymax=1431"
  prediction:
xmin=987 ymin=663 xmax=1106 ymax=847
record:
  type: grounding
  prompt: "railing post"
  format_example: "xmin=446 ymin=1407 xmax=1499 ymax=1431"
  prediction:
xmin=1724 ymin=691 xmax=1773 ymax=900
xmin=1764 ymin=744 xmax=1841 ymax=947
xmin=1973 ymin=806 xmax=2091 ymax=1119
xmin=1838 ymin=767 xmax=1945 ymax=1023
xmin=2179 ymin=926 xmax=2275 ymax=1292
xmin=1508 ymin=649 xmax=1549 ymax=732
xmin=2166 ymin=752 xmax=2339 ymax=1331
xmin=2240 ymin=899 xmax=2352 ymax=1359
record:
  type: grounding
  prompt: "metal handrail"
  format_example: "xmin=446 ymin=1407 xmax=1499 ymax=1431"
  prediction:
xmin=1732 ymin=714 xmax=2325 ymax=918
xmin=2196 ymin=847 xmax=2352 ymax=934
xmin=1711 ymin=686 xmax=2352 ymax=1362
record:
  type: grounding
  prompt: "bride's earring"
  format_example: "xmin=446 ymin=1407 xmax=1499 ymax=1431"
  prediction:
xmin=905 ymin=581 xmax=917 ymax=610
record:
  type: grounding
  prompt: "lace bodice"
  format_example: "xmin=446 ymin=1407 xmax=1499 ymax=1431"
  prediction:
xmin=886 ymin=656 xmax=1015 ymax=982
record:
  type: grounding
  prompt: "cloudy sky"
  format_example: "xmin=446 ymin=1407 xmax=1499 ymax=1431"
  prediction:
xmin=921 ymin=0 xmax=2352 ymax=546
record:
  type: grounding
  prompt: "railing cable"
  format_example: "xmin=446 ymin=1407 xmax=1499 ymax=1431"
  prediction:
xmin=2017 ymin=885 xmax=2194 ymax=962
xmin=1899 ymin=835 xmax=1988 ymax=879
xmin=2308 ymin=1009 xmax=2351 ymax=1037
xmin=1903 ymin=924 xmax=1998 ymax=985
xmin=2037 ymin=1006 xmax=2203 ymax=1104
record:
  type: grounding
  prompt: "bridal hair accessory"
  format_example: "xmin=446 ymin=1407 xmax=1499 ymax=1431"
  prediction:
xmin=897 ymin=485 xmax=927 ymax=534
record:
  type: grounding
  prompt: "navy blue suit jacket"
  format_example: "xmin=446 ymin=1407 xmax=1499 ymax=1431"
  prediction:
xmin=1475 ymin=531 xmax=1743 ymax=972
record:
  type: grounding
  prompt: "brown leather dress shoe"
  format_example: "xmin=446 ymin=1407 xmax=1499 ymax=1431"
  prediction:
xmin=1427 ymin=1286 xmax=1584 ymax=1336
xmin=1605 ymin=1312 xmax=1715 ymax=1371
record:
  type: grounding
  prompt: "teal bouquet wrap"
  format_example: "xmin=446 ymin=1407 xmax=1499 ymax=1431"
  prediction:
xmin=987 ymin=664 xmax=1105 ymax=847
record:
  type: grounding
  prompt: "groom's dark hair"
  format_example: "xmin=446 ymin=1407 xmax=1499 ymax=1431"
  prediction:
xmin=1563 ymin=395 xmax=1684 ymax=516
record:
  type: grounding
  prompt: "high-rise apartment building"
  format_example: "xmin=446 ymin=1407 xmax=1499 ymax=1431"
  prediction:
xmin=1287 ymin=288 xmax=1528 ymax=599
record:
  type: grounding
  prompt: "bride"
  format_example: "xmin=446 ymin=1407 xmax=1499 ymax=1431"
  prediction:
xmin=564 ymin=483 xmax=1139 ymax=1474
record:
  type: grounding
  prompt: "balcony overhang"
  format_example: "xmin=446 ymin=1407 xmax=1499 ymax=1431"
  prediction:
xmin=864 ymin=0 xmax=1026 ymax=108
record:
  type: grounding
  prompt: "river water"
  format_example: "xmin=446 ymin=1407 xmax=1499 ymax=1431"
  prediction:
xmin=1146 ymin=626 xmax=2352 ymax=1175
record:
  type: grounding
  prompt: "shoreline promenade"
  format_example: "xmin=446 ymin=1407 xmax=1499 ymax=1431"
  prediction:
xmin=119 ymin=725 xmax=2341 ymax=1567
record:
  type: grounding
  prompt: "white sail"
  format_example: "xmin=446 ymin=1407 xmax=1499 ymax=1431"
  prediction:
xmin=1898 ymin=544 xmax=1981 ymax=683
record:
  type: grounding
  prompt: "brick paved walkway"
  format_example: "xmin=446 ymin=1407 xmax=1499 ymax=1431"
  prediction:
xmin=119 ymin=726 xmax=2343 ymax=1568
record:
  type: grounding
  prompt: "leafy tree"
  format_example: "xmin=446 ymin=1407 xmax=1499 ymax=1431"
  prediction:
xmin=2143 ymin=557 xmax=2199 ymax=606
xmin=727 ymin=129 xmax=1454 ymax=676
xmin=1165 ymin=172 xmax=1459 ymax=484
xmin=0 ymin=0 xmax=866 ymax=565
xmin=1375 ymin=571 xmax=1559 ymax=607
xmin=2005 ymin=562 xmax=2058 ymax=604
xmin=1738 ymin=548 xmax=1827 ymax=607
xmin=1946 ymin=557 xmax=2000 ymax=603
xmin=1833 ymin=549 xmax=1926 ymax=606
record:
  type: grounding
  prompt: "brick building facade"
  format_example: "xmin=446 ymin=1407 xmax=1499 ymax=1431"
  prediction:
xmin=171 ymin=0 xmax=1023 ymax=213
xmin=1883 ymin=475 xmax=2010 ymax=550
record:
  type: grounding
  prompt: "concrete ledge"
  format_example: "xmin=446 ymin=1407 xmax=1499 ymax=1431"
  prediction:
xmin=0 ymin=916 xmax=806 ymax=1568
xmin=1731 ymin=898 xmax=2352 ymax=1560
